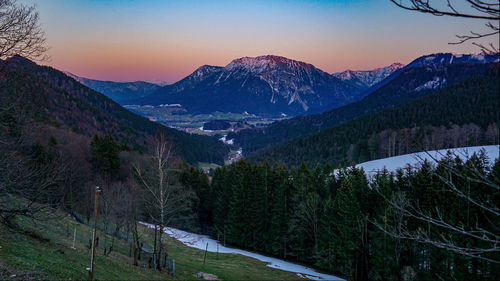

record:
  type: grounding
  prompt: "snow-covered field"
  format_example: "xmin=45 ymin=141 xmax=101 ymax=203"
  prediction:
xmin=139 ymin=222 xmax=343 ymax=281
xmin=355 ymin=145 xmax=499 ymax=177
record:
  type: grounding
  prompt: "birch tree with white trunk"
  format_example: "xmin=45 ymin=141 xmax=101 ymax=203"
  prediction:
xmin=133 ymin=135 xmax=191 ymax=269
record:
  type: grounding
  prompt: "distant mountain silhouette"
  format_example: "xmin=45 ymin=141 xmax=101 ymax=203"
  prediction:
xmin=64 ymin=72 xmax=161 ymax=104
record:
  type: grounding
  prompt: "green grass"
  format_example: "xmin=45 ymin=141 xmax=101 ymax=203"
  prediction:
xmin=0 ymin=218 xmax=167 ymax=280
xmin=197 ymin=162 xmax=221 ymax=170
xmin=0 ymin=208 xmax=301 ymax=280
xmin=155 ymin=233 xmax=303 ymax=281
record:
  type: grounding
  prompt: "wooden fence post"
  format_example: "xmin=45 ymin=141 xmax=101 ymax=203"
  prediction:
xmin=203 ymin=242 xmax=208 ymax=267
xmin=72 ymin=228 xmax=76 ymax=249
xmin=89 ymin=186 xmax=101 ymax=281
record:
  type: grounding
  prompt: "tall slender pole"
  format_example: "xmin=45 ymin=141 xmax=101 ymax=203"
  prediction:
xmin=72 ymin=228 xmax=76 ymax=249
xmin=89 ymin=186 xmax=101 ymax=281
xmin=203 ymin=242 xmax=208 ymax=267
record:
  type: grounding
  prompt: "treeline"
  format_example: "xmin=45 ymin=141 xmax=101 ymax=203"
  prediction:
xmin=249 ymin=65 xmax=499 ymax=167
xmin=229 ymin=63 xmax=495 ymax=155
xmin=180 ymin=155 xmax=500 ymax=281
xmin=366 ymin=123 xmax=498 ymax=160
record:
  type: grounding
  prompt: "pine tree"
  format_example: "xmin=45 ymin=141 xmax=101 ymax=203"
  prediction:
xmin=211 ymin=167 xmax=232 ymax=245
xmin=331 ymin=169 xmax=364 ymax=279
xmin=227 ymin=160 xmax=252 ymax=246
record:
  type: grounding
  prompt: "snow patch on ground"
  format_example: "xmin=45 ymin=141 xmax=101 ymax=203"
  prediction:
xmin=199 ymin=126 xmax=213 ymax=132
xmin=219 ymin=135 xmax=234 ymax=145
xmin=139 ymin=222 xmax=343 ymax=281
xmin=471 ymin=54 xmax=485 ymax=61
xmin=414 ymin=76 xmax=445 ymax=91
xmin=355 ymin=145 xmax=499 ymax=177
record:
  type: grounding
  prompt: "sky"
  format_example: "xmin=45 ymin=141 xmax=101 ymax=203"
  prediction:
xmin=20 ymin=0 xmax=497 ymax=83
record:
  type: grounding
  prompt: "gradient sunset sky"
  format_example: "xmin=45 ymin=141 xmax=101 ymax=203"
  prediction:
xmin=21 ymin=0 xmax=497 ymax=83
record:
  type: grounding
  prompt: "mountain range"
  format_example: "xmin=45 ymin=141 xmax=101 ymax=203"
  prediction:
xmin=229 ymin=53 xmax=499 ymax=155
xmin=133 ymin=55 xmax=404 ymax=116
xmin=64 ymin=56 xmax=413 ymax=117
xmin=130 ymin=53 xmax=497 ymax=117
xmin=248 ymin=63 xmax=499 ymax=167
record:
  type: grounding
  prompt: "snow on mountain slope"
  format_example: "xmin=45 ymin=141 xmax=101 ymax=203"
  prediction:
xmin=226 ymin=55 xmax=315 ymax=73
xmin=413 ymin=76 xmax=446 ymax=91
xmin=333 ymin=63 xmax=404 ymax=89
xmin=139 ymin=222 xmax=343 ymax=281
xmin=405 ymin=53 xmax=499 ymax=69
xmin=354 ymin=145 xmax=499 ymax=177
xmin=386 ymin=53 xmax=499 ymax=93
xmin=359 ymin=53 xmax=499 ymax=96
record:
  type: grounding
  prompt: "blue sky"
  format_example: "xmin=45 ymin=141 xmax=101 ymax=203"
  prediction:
xmin=21 ymin=0 xmax=496 ymax=82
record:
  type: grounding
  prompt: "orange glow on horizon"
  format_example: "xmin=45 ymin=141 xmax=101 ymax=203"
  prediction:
xmin=31 ymin=0 xmax=497 ymax=83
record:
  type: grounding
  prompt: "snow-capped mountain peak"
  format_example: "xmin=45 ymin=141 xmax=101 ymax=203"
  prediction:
xmin=225 ymin=55 xmax=314 ymax=73
xmin=333 ymin=63 xmax=405 ymax=88
xmin=191 ymin=65 xmax=223 ymax=81
xmin=387 ymin=62 xmax=405 ymax=71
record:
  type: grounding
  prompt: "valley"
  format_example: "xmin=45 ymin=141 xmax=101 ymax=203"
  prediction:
xmin=123 ymin=105 xmax=289 ymax=135
xmin=1 ymin=0 xmax=499 ymax=279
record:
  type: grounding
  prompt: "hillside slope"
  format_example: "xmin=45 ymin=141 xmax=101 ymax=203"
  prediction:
xmin=0 ymin=207 xmax=302 ymax=281
xmin=0 ymin=56 xmax=228 ymax=164
xmin=249 ymin=64 xmax=499 ymax=167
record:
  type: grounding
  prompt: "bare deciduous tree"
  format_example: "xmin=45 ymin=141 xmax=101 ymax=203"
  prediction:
xmin=391 ymin=0 xmax=500 ymax=53
xmin=98 ymin=180 xmax=136 ymax=256
xmin=133 ymin=135 xmax=192 ymax=270
xmin=0 ymin=105 xmax=69 ymax=226
xmin=0 ymin=0 xmax=48 ymax=61
xmin=374 ymin=150 xmax=499 ymax=263
xmin=121 ymin=179 xmax=143 ymax=266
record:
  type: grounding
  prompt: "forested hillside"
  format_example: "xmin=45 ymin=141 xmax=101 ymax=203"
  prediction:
xmin=230 ymin=62 xmax=495 ymax=155
xmin=0 ymin=56 xmax=228 ymax=165
xmin=248 ymin=64 xmax=499 ymax=167
xmin=180 ymin=152 xmax=500 ymax=280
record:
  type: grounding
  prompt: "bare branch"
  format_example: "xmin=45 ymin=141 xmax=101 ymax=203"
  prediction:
xmin=390 ymin=0 xmax=499 ymax=19
xmin=0 ymin=0 xmax=48 ymax=61
xmin=391 ymin=0 xmax=500 ymax=54
xmin=372 ymin=149 xmax=499 ymax=263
